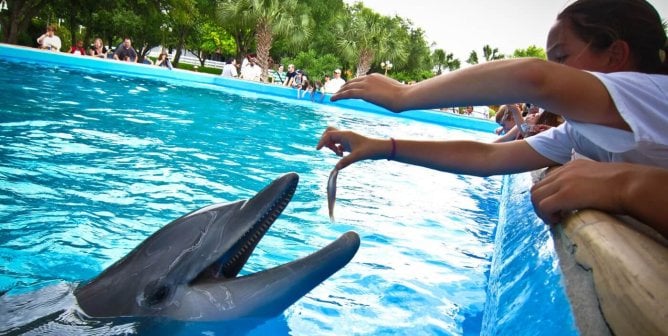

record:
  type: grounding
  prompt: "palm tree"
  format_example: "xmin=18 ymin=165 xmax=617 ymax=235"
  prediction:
xmin=335 ymin=3 xmax=407 ymax=78
xmin=432 ymin=48 xmax=446 ymax=75
xmin=218 ymin=0 xmax=309 ymax=82
xmin=467 ymin=50 xmax=479 ymax=65
xmin=482 ymin=44 xmax=504 ymax=61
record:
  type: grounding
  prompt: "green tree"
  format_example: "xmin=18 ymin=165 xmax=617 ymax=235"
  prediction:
xmin=512 ymin=45 xmax=547 ymax=59
xmin=281 ymin=49 xmax=340 ymax=82
xmin=162 ymin=0 xmax=199 ymax=65
xmin=335 ymin=3 xmax=407 ymax=78
xmin=1 ymin=0 xmax=48 ymax=44
xmin=218 ymin=0 xmax=310 ymax=82
xmin=432 ymin=48 xmax=460 ymax=74
xmin=482 ymin=44 xmax=504 ymax=61
xmin=466 ymin=50 xmax=478 ymax=65
xmin=432 ymin=48 xmax=446 ymax=74
xmin=300 ymin=0 xmax=346 ymax=57
xmin=394 ymin=22 xmax=431 ymax=80
xmin=188 ymin=21 xmax=237 ymax=66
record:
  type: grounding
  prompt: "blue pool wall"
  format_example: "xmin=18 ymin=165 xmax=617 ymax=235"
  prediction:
xmin=0 ymin=43 xmax=577 ymax=334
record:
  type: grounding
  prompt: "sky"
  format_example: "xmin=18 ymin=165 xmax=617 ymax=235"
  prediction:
xmin=343 ymin=0 xmax=668 ymax=62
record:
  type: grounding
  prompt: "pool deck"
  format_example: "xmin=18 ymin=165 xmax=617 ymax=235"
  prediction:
xmin=0 ymin=43 xmax=498 ymax=134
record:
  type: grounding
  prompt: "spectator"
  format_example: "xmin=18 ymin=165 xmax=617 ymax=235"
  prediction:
xmin=324 ymin=69 xmax=345 ymax=93
xmin=290 ymin=70 xmax=306 ymax=90
xmin=240 ymin=57 xmax=261 ymax=81
xmin=113 ymin=38 xmax=138 ymax=63
xmin=155 ymin=51 xmax=173 ymax=70
xmin=310 ymin=80 xmax=326 ymax=103
xmin=271 ymin=65 xmax=286 ymax=84
xmin=221 ymin=58 xmax=238 ymax=78
xmin=69 ymin=40 xmax=86 ymax=55
xmin=89 ymin=38 xmax=107 ymax=58
xmin=283 ymin=64 xmax=297 ymax=86
xmin=36 ymin=25 xmax=61 ymax=52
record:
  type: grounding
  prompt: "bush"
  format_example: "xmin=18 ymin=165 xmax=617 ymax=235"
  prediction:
xmin=281 ymin=49 xmax=341 ymax=82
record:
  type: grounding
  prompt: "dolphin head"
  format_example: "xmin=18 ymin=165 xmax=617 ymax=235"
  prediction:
xmin=74 ymin=173 xmax=360 ymax=321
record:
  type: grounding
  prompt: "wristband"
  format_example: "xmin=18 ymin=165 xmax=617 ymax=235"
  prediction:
xmin=387 ymin=137 xmax=396 ymax=161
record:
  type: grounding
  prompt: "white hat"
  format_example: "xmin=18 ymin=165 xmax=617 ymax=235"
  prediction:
xmin=334 ymin=69 xmax=341 ymax=74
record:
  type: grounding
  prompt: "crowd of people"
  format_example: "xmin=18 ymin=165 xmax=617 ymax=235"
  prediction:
xmin=35 ymin=26 xmax=172 ymax=68
xmin=35 ymin=25 xmax=345 ymax=97
xmin=220 ymin=54 xmax=347 ymax=100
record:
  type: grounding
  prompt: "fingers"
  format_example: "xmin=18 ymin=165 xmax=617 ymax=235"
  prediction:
xmin=329 ymin=75 xmax=377 ymax=102
xmin=331 ymin=87 xmax=368 ymax=102
xmin=316 ymin=126 xmax=338 ymax=150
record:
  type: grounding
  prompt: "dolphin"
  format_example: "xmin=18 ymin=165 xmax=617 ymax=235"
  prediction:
xmin=73 ymin=172 xmax=360 ymax=321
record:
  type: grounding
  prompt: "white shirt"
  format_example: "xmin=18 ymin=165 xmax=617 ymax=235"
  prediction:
xmin=38 ymin=35 xmax=62 ymax=52
xmin=324 ymin=77 xmax=345 ymax=93
xmin=221 ymin=63 xmax=238 ymax=77
xmin=240 ymin=64 xmax=262 ymax=81
xmin=525 ymin=71 xmax=668 ymax=168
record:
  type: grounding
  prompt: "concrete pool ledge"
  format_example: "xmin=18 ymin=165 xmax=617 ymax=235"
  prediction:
xmin=548 ymin=194 xmax=668 ymax=334
xmin=0 ymin=43 xmax=498 ymax=133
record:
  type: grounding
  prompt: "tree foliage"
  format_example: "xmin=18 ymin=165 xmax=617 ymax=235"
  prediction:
xmin=2 ymin=0 xmax=546 ymax=82
xmin=512 ymin=45 xmax=547 ymax=59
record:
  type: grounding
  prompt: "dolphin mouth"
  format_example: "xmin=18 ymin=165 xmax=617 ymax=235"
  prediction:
xmin=197 ymin=173 xmax=300 ymax=281
xmin=222 ymin=176 xmax=298 ymax=279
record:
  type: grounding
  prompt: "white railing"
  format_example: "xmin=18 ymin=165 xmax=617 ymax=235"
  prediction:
xmin=177 ymin=56 xmax=225 ymax=70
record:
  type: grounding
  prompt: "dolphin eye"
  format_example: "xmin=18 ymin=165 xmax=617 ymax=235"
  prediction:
xmin=144 ymin=280 xmax=172 ymax=307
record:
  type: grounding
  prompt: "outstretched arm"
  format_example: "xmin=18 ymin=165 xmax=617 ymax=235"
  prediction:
xmin=317 ymin=127 xmax=557 ymax=177
xmin=331 ymin=58 xmax=627 ymax=130
xmin=531 ymin=160 xmax=668 ymax=238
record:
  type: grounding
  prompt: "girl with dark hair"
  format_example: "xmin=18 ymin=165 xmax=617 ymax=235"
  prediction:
xmin=317 ymin=0 xmax=668 ymax=236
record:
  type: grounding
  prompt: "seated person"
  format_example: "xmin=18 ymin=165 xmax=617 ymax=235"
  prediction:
xmin=221 ymin=58 xmax=238 ymax=77
xmin=240 ymin=57 xmax=262 ymax=81
xmin=36 ymin=25 xmax=61 ymax=52
xmin=283 ymin=64 xmax=297 ymax=86
xmin=155 ymin=52 xmax=173 ymax=70
xmin=271 ymin=65 xmax=286 ymax=84
xmin=289 ymin=70 xmax=306 ymax=89
xmin=310 ymin=80 xmax=325 ymax=103
xmin=323 ymin=69 xmax=345 ymax=93
xmin=69 ymin=40 xmax=86 ymax=55
xmin=113 ymin=38 xmax=138 ymax=63
xmin=89 ymin=38 xmax=107 ymax=58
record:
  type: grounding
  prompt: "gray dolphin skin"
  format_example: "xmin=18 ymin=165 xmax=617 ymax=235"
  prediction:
xmin=74 ymin=172 xmax=360 ymax=321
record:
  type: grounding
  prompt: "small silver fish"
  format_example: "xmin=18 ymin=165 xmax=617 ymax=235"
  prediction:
xmin=327 ymin=168 xmax=339 ymax=221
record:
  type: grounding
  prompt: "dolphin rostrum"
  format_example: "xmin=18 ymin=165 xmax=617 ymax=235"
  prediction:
xmin=74 ymin=172 xmax=360 ymax=321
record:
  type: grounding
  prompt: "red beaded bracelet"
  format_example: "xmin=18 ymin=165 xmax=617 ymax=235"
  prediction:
xmin=388 ymin=137 xmax=396 ymax=161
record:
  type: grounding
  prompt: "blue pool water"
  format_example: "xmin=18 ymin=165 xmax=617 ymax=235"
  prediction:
xmin=0 ymin=57 xmax=506 ymax=335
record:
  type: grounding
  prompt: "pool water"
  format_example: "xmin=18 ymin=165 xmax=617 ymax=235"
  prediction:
xmin=0 ymin=59 xmax=501 ymax=335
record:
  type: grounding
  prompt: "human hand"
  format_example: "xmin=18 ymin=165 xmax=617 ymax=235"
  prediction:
xmin=316 ymin=126 xmax=390 ymax=170
xmin=530 ymin=160 xmax=628 ymax=224
xmin=330 ymin=73 xmax=407 ymax=112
